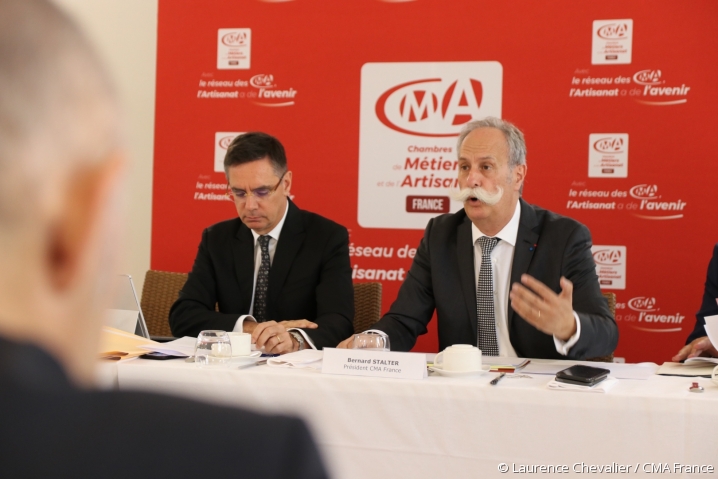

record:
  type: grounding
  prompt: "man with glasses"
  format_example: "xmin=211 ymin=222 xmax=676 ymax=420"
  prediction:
xmin=0 ymin=2 xmax=328 ymax=477
xmin=170 ymin=132 xmax=354 ymax=354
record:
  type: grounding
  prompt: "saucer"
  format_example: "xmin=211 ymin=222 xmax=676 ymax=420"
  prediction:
xmin=231 ymin=350 xmax=262 ymax=359
xmin=428 ymin=366 xmax=484 ymax=377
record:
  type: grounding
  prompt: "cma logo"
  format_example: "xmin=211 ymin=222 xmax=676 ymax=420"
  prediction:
xmin=593 ymin=137 xmax=624 ymax=153
xmin=250 ymin=74 xmax=275 ymax=88
xmin=222 ymin=32 xmax=248 ymax=46
xmin=593 ymin=249 xmax=622 ymax=265
xmin=218 ymin=136 xmax=235 ymax=149
xmin=628 ymin=297 xmax=657 ymax=312
xmin=633 ymin=69 xmax=663 ymax=86
xmin=597 ymin=23 xmax=629 ymax=39
xmin=629 ymin=184 xmax=660 ymax=200
xmin=376 ymin=78 xmax=484 ymax=137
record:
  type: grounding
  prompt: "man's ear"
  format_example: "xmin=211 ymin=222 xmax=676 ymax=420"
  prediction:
xmin=46 ymin=154 xmax=125 ymax=291
xmin=512 ymin=164 xmax=527 ymax=192
xmin=282 ymin=170 xmax=293 ymax=196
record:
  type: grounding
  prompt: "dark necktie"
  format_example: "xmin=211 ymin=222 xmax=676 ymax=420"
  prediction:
xmin=477 ymin=236 xmax=500 ymax=356
xmin=253 ymin=235 xmax=271 ymax=321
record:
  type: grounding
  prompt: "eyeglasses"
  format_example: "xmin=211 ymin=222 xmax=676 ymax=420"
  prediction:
xmin=226 ymin=171 xmax=286 ymax=202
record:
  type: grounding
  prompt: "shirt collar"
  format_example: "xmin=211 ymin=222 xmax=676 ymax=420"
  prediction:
xmin=471 ymin=199 xmax=521 ymax=247
xmin=250 ymin=200 xmax=289 ymax=244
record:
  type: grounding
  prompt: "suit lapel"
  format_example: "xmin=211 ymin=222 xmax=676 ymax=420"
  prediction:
xmin=508 ymin=198 xmax=540 ymax=328
xmin=232 ymin=221 xmax=256 ymax=309
xmin=456 ymin=214 xmax=479 ymax=345
xmin=268 ymin=200 xmax=305 ymax=318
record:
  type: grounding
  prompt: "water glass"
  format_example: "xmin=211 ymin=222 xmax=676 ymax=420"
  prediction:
xmin=352 ymin=331 xmax=390 ymax=351
xmin=194 ymin=330 xmax=232 ymax=367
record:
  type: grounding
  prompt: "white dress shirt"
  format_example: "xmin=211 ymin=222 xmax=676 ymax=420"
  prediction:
xmin=472 ymin=200 xmax=580 ymax=357
xmin=232 ymin=202 xmax=316 ymax=349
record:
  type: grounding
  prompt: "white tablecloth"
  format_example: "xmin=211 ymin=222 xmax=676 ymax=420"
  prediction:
xmin=110 ymin=358 xmax=718 ymax=479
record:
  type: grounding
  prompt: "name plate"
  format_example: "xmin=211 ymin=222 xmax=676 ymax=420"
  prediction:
xmin=322 ymin=348 xmax=427 ymax=380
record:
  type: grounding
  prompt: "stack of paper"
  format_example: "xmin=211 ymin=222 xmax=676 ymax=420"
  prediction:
xmin=98 ymin=326 xmax=156 ymax=361
xmin=547 ymin=376 xmax=618 ymax=393
xmin=267 ymin=349 xmax=323 ymax=370
xmin=138 ymin=337 xmax=196 ymax=357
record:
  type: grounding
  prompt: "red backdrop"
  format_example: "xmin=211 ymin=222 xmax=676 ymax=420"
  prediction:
xmin=152 ymin=0 xmax=718 ymax=363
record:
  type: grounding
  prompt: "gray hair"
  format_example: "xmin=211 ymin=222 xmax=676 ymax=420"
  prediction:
xmin=0 ymin=0 xmax=120 ymax=230
xmin=456 ymin=117 xmax=527 ymax=168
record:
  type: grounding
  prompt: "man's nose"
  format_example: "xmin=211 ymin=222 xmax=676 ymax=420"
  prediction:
xmin=466 ymin=167 xmax=482 ymax=187
xmin=245 ymin=194 xmax=259 ymax=209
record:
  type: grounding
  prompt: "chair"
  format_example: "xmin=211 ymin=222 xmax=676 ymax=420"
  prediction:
xmin=140 ymin=270 xmax=188 ymax=339
xmin=352 ymin=282 xmax=382 ymax=334
xmin=585 ymin=291 xmax=617 ymax=363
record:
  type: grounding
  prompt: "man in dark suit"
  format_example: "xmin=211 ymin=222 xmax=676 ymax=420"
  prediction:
xmin=340 ymin=117 xmax=617 ymax=360
xmin=0 ymin=2 xmax=328 ymax=477
xmin=170 ymin=132 xmax=354 ymax=353
xmin=672 ymin=243 xmax=718 ymax=361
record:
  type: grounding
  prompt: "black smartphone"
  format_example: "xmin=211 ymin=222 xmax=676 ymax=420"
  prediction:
xmin=555 ymin=365 xmax=610 ymax=387
xmin=139 ymin=352 xmax=179 ymax=361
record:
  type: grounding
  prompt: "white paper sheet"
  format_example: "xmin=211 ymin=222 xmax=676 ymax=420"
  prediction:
xmin=138 ymin=336 xmax=196 ymax=357
xmin=521 ymin=360 xmax=657 ymax=380
xmin=547 ymin=376 xmax=618 ymax=393
xmin=267 ymin=349 xmax=323 ymax=370
xmin=703 ymin=314 xmax=718 ymax=349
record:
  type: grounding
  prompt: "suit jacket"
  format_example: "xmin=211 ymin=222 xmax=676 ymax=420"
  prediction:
xmin=686 ymin=243 xmax=718 ymax=344
xmin=372 ymin=198 xmax=618 ymax=360
xmin=170 ymin=200 xmax=354 ymax=348
xmin=0 ymin=336 xmax=328 ymax=479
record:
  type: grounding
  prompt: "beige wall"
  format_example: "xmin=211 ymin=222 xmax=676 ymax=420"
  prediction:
xmin=53 ymin=0 xmax=158 ymax=294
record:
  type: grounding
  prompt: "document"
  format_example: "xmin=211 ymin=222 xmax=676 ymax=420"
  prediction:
xmin=98 ymin=326 xmax=156 ymax=361
xmin=520 ymin=359 xmax=657 ymax=380
xmin=547 ymin=376 xmax=618 ymax=393
xmin=657 ymin=362 xmax=714 ymax=377
xmin=267 ymin=349 xmax=323 ymax=370
xmin=138 ymin=337 xmax=196 ymax=357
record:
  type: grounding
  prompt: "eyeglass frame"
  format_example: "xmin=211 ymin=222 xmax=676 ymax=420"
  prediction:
xmin=226 ymin=170 xmax=287 ymax=202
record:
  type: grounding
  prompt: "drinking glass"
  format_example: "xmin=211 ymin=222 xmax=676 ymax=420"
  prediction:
xmin=352 ymin=331 xmax=390 ymax=351
xmin=194 ymin=330 xmax=232 ymax=367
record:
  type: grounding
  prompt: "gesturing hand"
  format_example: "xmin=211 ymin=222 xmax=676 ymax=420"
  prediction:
xmin=510 ymin=275 xmax=577 ymax=341
xmin=672 ymin=336 xmax=718 ymax=362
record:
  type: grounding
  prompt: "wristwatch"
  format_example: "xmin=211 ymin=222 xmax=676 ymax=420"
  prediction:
xmin=289 ymin=331 xmax=305 ymax=351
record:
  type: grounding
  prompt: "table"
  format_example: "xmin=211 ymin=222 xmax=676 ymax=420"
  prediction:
xmin=109 ymin=358 xmax=718 ymax=479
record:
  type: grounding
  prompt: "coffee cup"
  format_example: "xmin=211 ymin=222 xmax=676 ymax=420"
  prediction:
xmin=227 ymin=332 xmax=251 ymax=356
xmin=434 ymin=344 xmax=482 ymax=372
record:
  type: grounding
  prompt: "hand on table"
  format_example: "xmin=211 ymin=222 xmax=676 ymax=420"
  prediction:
xmin=337 ymin=335 xmax=355 ymax=349
xmin=249 ymin=320 xmax=316 ymax=355
xmin=510 ymin=275 xmax=577 ymax=341
xmin=672 ymin=336 xmax=718 ymax=362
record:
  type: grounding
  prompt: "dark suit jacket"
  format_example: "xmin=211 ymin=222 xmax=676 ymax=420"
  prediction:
xmin=686 ymin=243 xmax=718 ymax=344
xmin=372 ymin=198 xmax=618 ymax=360
xmin=0 ymin=336 xmax=328 ymax=479
xmin=170 ymin=200 xmax=354 ymax=349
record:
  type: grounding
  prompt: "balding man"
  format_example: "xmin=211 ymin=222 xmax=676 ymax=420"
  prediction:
xmin=340 ymin=117 xmax=618 ymax=360
xmin=0 ymin=1 xmax=328 ymax=478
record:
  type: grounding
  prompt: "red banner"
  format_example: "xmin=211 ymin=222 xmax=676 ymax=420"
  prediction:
xmin=152 ymin=0 xmax=718 ymax=362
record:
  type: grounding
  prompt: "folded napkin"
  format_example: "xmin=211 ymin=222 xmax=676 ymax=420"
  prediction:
xmin=547 ymin=376 xmax=618 ymax=393
xmin=267 ymin=349 xmax=323 ymax=370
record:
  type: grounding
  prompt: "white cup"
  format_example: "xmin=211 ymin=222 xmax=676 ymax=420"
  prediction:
xmin=712 ymin=365 xmax=718 ymax=386
xmin=434 ymin=344 xmax=482 ymax=372
xmin=227 ymin=332 xmax=251 ymax=356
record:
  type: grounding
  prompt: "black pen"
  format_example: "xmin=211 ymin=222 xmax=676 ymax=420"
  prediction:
xmin=490 ymin=372 xmax=506 ymax=385
xmin=490 ymin=359 xmax=530 ymax=386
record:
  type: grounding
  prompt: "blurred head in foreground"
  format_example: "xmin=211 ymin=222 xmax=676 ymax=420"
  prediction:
xmin=0 ymin=0 xmax=125 ymax=385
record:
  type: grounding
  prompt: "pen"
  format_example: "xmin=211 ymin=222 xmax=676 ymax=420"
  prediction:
xmin=490 ymin=372 xmax=506 ymax=385
xmin=238 ymin=359 xmax=267 ymax=369
xmin=489 ymin=359 xmax=531 ymax=386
